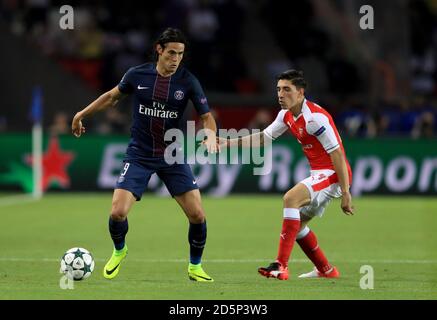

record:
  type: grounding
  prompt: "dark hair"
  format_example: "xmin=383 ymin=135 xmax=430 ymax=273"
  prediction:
xmin=276 ymin=69 xmax=307 ymax=90
xmin=153 ymin=28 xmax=188 ymax=60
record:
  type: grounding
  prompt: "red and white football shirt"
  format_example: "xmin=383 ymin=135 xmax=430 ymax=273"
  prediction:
xmin=264 ymin=98 xmax=352 ymax=181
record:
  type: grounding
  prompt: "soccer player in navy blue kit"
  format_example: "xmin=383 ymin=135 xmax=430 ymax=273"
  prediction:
xmin=72 ymin=28 xmax=218 ymax=282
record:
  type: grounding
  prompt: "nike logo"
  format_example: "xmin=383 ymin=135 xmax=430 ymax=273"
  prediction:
xmin=189 ymin=273 xmax=212 ymax=281
xmin=137 ymin=85 xmax=149 ymax=90
xmin=105 ymin=263 xmax=120 ymax=275
xmin=192 ymin=180 xmax=197 ymax=184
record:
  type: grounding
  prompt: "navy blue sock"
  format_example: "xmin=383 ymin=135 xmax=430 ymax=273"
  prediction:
xmin=188 ymin=220 xmax=207 ymax=265
xmin=109 ymin=217 xmax=128 ymax=250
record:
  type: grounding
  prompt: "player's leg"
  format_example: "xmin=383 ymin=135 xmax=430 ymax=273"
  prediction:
xmin=258 ymin=183 xmax=311 ymax=280
xmin=174 ymin=189 xmax=213 ymax=282
xmin=297 ymin=213 xmax=339 ymax=277
xmin=103 ymin=188 xmax=136 ymax=279
xmin=104 ymin=161 xmax=152 ymax=279
xmin=109 ymin=188 xmax=136 ymax=250
xmin=297 ymin=182 xmax=340 ymax=278
xmin=158 ymin=163 xmax=213 ymax=282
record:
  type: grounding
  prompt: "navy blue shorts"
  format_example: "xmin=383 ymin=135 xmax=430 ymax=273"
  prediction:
xmin=115 ymin=159 xmax=199 ymax=200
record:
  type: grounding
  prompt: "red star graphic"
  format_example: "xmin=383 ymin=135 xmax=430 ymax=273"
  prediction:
xmin=26 ymin=136 xmax=75 ymax=191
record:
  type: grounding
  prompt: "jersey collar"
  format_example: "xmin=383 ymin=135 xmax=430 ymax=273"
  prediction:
xmin=292 ymin=98 xmax=308 ymax=121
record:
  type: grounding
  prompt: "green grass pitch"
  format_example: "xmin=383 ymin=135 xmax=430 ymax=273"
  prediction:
xmin=0 ymin=193 xmax=436 ymax=300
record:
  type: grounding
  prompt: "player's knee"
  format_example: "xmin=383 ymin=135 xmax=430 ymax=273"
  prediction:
xmin=110 ymin=210 xmax=127 ymax=221
xmin=283 ymin=191 xmax=308 ymax=208
xmin=283 ymin=193 xmax=298 ymax=208
xmin=110 ymin=202 xmax=129 ymax=221
xmin=188 ymin=207 xmax=205 ymax=224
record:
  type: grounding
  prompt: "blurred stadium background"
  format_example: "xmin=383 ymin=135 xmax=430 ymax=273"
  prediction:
xmin=0 ymin=0 xmax=436 ymax=300
xmin=1 ymin=0 xmax=436 ymax=196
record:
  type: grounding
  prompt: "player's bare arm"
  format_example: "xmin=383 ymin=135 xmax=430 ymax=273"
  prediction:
xmin=72 ymin=86 xmax=126 ymax=138
xmin=218 ymin=131 xmax=266 ymax=148
xmin=330 ymin=148 xmax=354 ymax=215
xmin=200 ymin=112 xmax=219 ymax=154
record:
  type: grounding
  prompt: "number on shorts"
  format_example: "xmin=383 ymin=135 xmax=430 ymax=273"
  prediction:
xmin=121 ymin=163 xmax=130 ymax=176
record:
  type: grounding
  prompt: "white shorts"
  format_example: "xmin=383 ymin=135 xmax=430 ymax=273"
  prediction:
xmin=299 ymin=169 xmax=342 ymax=218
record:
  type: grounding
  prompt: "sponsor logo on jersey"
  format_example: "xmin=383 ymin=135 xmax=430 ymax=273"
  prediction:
xmin=138 ymin=101 xmax=179 ymax=119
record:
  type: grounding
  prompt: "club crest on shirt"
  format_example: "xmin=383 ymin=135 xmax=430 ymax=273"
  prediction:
xmin=174 ymin=90 xmax=184 ymax=100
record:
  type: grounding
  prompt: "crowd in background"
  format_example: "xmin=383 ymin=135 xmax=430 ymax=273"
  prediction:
xmin=260 ymin=0 xmax=437 ymax=139
xmin=1 ymin=0 xmax=436 ymax=138
xmin=1 ymin=0 xmax=249 ymax=92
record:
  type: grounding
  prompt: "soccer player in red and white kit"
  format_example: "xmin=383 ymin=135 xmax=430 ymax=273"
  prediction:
xmin=221 ymin=70 xmax=354 ymax=280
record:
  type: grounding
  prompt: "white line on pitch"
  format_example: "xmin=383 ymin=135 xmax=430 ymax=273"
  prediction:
xmin=1 ymin=257 xmax=436 ymax=264
xmin=0 ymin=195 xmax=38 ymax=207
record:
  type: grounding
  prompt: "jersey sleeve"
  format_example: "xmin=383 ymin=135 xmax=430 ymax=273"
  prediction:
xmin=189 ymin=75 xmax=210 ymax=115
xmin=118 ymin=68 xmax=135 ymax=94
xmin=306 ymin=113 xmax=340 ymax=153
xmin=263 ymin=110 xmax=288 ymax=140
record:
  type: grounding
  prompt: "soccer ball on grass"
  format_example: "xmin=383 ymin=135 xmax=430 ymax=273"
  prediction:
xmin=60 ymin=247 xmax=95 ymax=280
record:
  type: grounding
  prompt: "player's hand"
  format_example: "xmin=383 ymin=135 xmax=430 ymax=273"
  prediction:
xmin=72 ymin=113 xmax=86 ymax=138
xmin=217 ymin=137 xmax=229 ymax=148
xmin=202 ymin=136 xmax=220 ymax=154
xmin=341 ymin=191 xmax=354 ymax=215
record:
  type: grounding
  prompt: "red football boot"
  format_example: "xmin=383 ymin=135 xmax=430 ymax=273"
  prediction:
xmin=258 ymin=262 xmax=289 ymax=280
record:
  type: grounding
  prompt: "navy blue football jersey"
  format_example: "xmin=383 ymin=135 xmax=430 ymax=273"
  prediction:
xmin=118 ymin=62 xmax=210 ymax=159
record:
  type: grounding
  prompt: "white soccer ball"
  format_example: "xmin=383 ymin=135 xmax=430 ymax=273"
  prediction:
xmin=60 ymin=247 xmax=95 ymax=281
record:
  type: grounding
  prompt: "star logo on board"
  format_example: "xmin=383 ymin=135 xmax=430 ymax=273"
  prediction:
xmin=26 ymin=136 xmax=75 ymax=191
